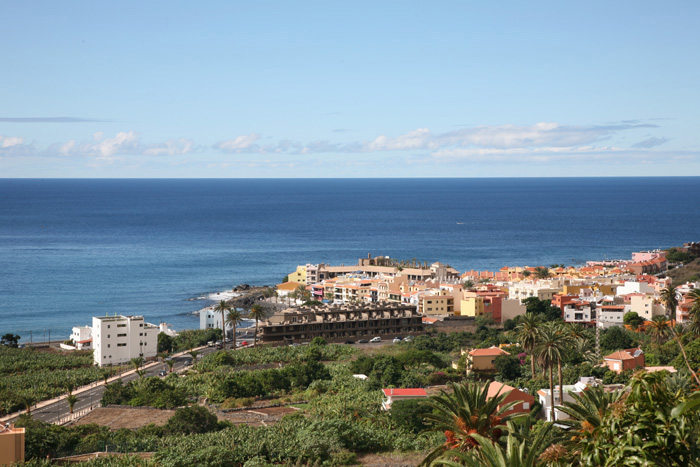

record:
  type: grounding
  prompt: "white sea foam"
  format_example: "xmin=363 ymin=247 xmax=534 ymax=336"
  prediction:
xmin=208 ymin=290 xmax=240 ymax=301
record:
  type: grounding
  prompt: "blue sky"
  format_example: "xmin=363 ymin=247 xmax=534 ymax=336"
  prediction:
xmin=1 ymin=1 xmax=699 ymax=177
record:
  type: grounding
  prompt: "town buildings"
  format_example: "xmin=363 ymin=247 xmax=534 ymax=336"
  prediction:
xmin=259 ymin=301 xmax=424 ymax=343
xmin=92 ymin=315 xmax=158 ymax=367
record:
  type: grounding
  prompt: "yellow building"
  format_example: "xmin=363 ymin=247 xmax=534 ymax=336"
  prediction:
xmin=467 ymin=346 xmax=510 ymax=372
xmin=0 ymin=425 xmax=25 ymax=466
xmin=287 ymin=266 xmax=307 ymax=284
xmin=460 ymin=293 xmax=485 ymax=317
xmin=419 ymin=291 xmax=455 ymax=315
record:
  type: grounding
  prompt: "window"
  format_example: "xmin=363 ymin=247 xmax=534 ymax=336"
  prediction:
xmin=117 ymin=333 xmax=126 ymax=337
xmin=117 ymin=324 xmax=126 ymax=328
xmin=107 ymin=344 xmax=110 ymax=348
xmin=523 ymin=402 xmax=530 ymax=410
xmin=117 ymin=343 xmax=126 ymax=347
xmin=107 ymin=325 xmax=110 ymax=329
xmin=107 ymin=335 xmax=110 ymax=338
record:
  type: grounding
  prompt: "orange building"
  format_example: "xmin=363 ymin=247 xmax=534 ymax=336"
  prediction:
xmin=604 ymin=347 xmax=645 ymax=373
xmin=486 ymin=381 xmax=535 ymax=416
xmin=0 ymin=424 xmax=25 ymax=466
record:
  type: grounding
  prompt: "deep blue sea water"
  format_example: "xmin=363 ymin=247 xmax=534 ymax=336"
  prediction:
xmin=1 ymin=177 xmax=699 ymax=341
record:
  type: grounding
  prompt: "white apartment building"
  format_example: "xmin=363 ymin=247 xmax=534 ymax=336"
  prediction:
xmin=616 ymin=281 xmax=656 ymax=296
xmin=508 ymin=281 xmax=562 ymax=302
xmin=596 ymin=304 xmax=629 ymax=329
xmin=563 ymin=302 xmax=594 ymax=324
xmin=92 ymin=315 xmax=157 ymax=367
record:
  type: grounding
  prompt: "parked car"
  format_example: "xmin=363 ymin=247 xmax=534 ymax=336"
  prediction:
xmin=216 ymin=343 xmax=223 ymax=350
xmin=207 ymin=341 xmax=215 ymax=347
xmin=159 ymin=370 xmax=168 ymax=377
xmin=369 ymin=337 xmax=381 ymax=343
xmin=240 ymin=341 xmax=249 ymax=347
xmin=404 ymin=335 xmax=414 ymax=342
xmin=345 ymin=340 xmax=355 ymax=345
xmin=392 ymin=338 xmax=402 ymax=344
xmin=357 ymin=339 xmax=369 ymax=344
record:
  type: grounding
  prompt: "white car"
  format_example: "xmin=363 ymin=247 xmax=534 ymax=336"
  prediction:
xmin=392 ymin=338 xmax=402 ymax=344
xmin=369 ymin=337 xmax=381 ymax=343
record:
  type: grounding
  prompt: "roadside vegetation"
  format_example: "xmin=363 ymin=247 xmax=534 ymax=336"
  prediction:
xmin=0 ymin=346 xmax=119 ymax=416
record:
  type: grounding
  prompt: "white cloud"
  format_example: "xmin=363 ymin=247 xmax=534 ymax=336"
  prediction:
xmin=0 ymin=135 xmax=24 ymax=148
xmin=143 ymin=138 xmax=194 ymax=156
xmin=366 ymin=128 xmax=433 ymax=151
xmin=214 ymin=133 xmax=261 ymax=153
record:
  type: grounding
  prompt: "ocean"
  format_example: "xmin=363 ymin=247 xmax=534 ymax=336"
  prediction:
xmin=1 ymin=177 xmax=699 ymax=341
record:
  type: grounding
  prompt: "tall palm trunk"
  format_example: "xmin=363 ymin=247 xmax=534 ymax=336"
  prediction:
xmin=530 ymin=352 xmax=536 ymax=379
xmin=232 ymin=323 xmax=237 ymax=350
xmin=221 ymin=310 xmax=226 ymax=346
xmin=549 ymin=365 xmax=556 ymax=422
xmin=670 ymin=326 xmax=700 ymax=386
xmin=254 ymin=318 xmax=259 ymax=348
xmin=557 ymin=359 xmax=563 ymax=405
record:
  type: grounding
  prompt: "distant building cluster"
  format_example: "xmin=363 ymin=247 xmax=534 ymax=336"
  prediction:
xmin=263 ymin=249 xmax=698 ymax=339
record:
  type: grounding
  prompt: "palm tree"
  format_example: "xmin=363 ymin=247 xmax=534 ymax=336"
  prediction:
xmin=566 ymin=323 xmax=588 ymax=340
xmin=226 ymin=308 xmax=244 ymax=350
xmin=535 ymin=323 xmax=568 ymax=422
xmin=166 ymin=359 xmax=175 ymax=373
xmin=430 ymin=420 xmax=559 ymax=467
xmin=513 ymin=314 xmax=541 ymax=379
xmin=213 ymin=300 xmax=232 ymax=346
xmin=20 ymin=395 xmax=35 ymax=414
xmin=648 ymin=315 xmax=671 ymax=344
xmin=66 ymin=394 xmax=79 ymax=414
xmin=248 ymin=303 xmax=266 ymax=348
xmin=130 ymin=357 xmax=144 ymax=372
xmin=558 ymin=384 xmax=623 ymax=433
xmin=421 ymin=382 xmax=523 ymax=466
xmin=534 ymin=266 xmax=551 ymax=279
xmin=661 ymin=284 xmax=680 ymax=320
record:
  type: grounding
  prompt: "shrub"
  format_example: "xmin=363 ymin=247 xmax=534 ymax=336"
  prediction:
xmin=165 ymin=405 xmax=219 ymax=435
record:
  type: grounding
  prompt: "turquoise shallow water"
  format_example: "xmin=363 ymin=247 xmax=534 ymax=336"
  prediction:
xmin=1 ymin=177 xmax=699 ymax=340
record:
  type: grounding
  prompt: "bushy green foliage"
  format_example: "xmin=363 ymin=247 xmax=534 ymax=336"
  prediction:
xmin=158 ymin=332 xmax=174 ymax=353
xmin=101 ymin=377 xmax=187 ymax=409
xmin=165 ymin=405 xmax=219 ymax=435
xmin=172 ymin=329 xmax=221 ymax=352
xmin=522 ymin=297 xmax=562 ymax=322
xmin=624 ymin=311 xmax=645 ymax=328
xmin=666 ymin=247 xmax=697 ymax=264
xmin=195 ymin=344 xmax=355 ymax=371
xmin=599 ymin=325 xmax=638 ymax=353
xmin=390 ymin=399 xmax=431 ymax=433
xmin=493 ymin=354 xmax=523 ymax=381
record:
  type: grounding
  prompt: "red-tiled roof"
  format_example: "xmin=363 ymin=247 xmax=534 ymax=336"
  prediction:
xmin=469 ymin=346 xmax=510 ymax=357
xmin=382 ymin=388 xmax=428 ymax=397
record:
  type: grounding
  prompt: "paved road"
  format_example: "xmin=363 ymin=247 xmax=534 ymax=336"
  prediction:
xmin=4 ymin=346 xmax=217 ymax=425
